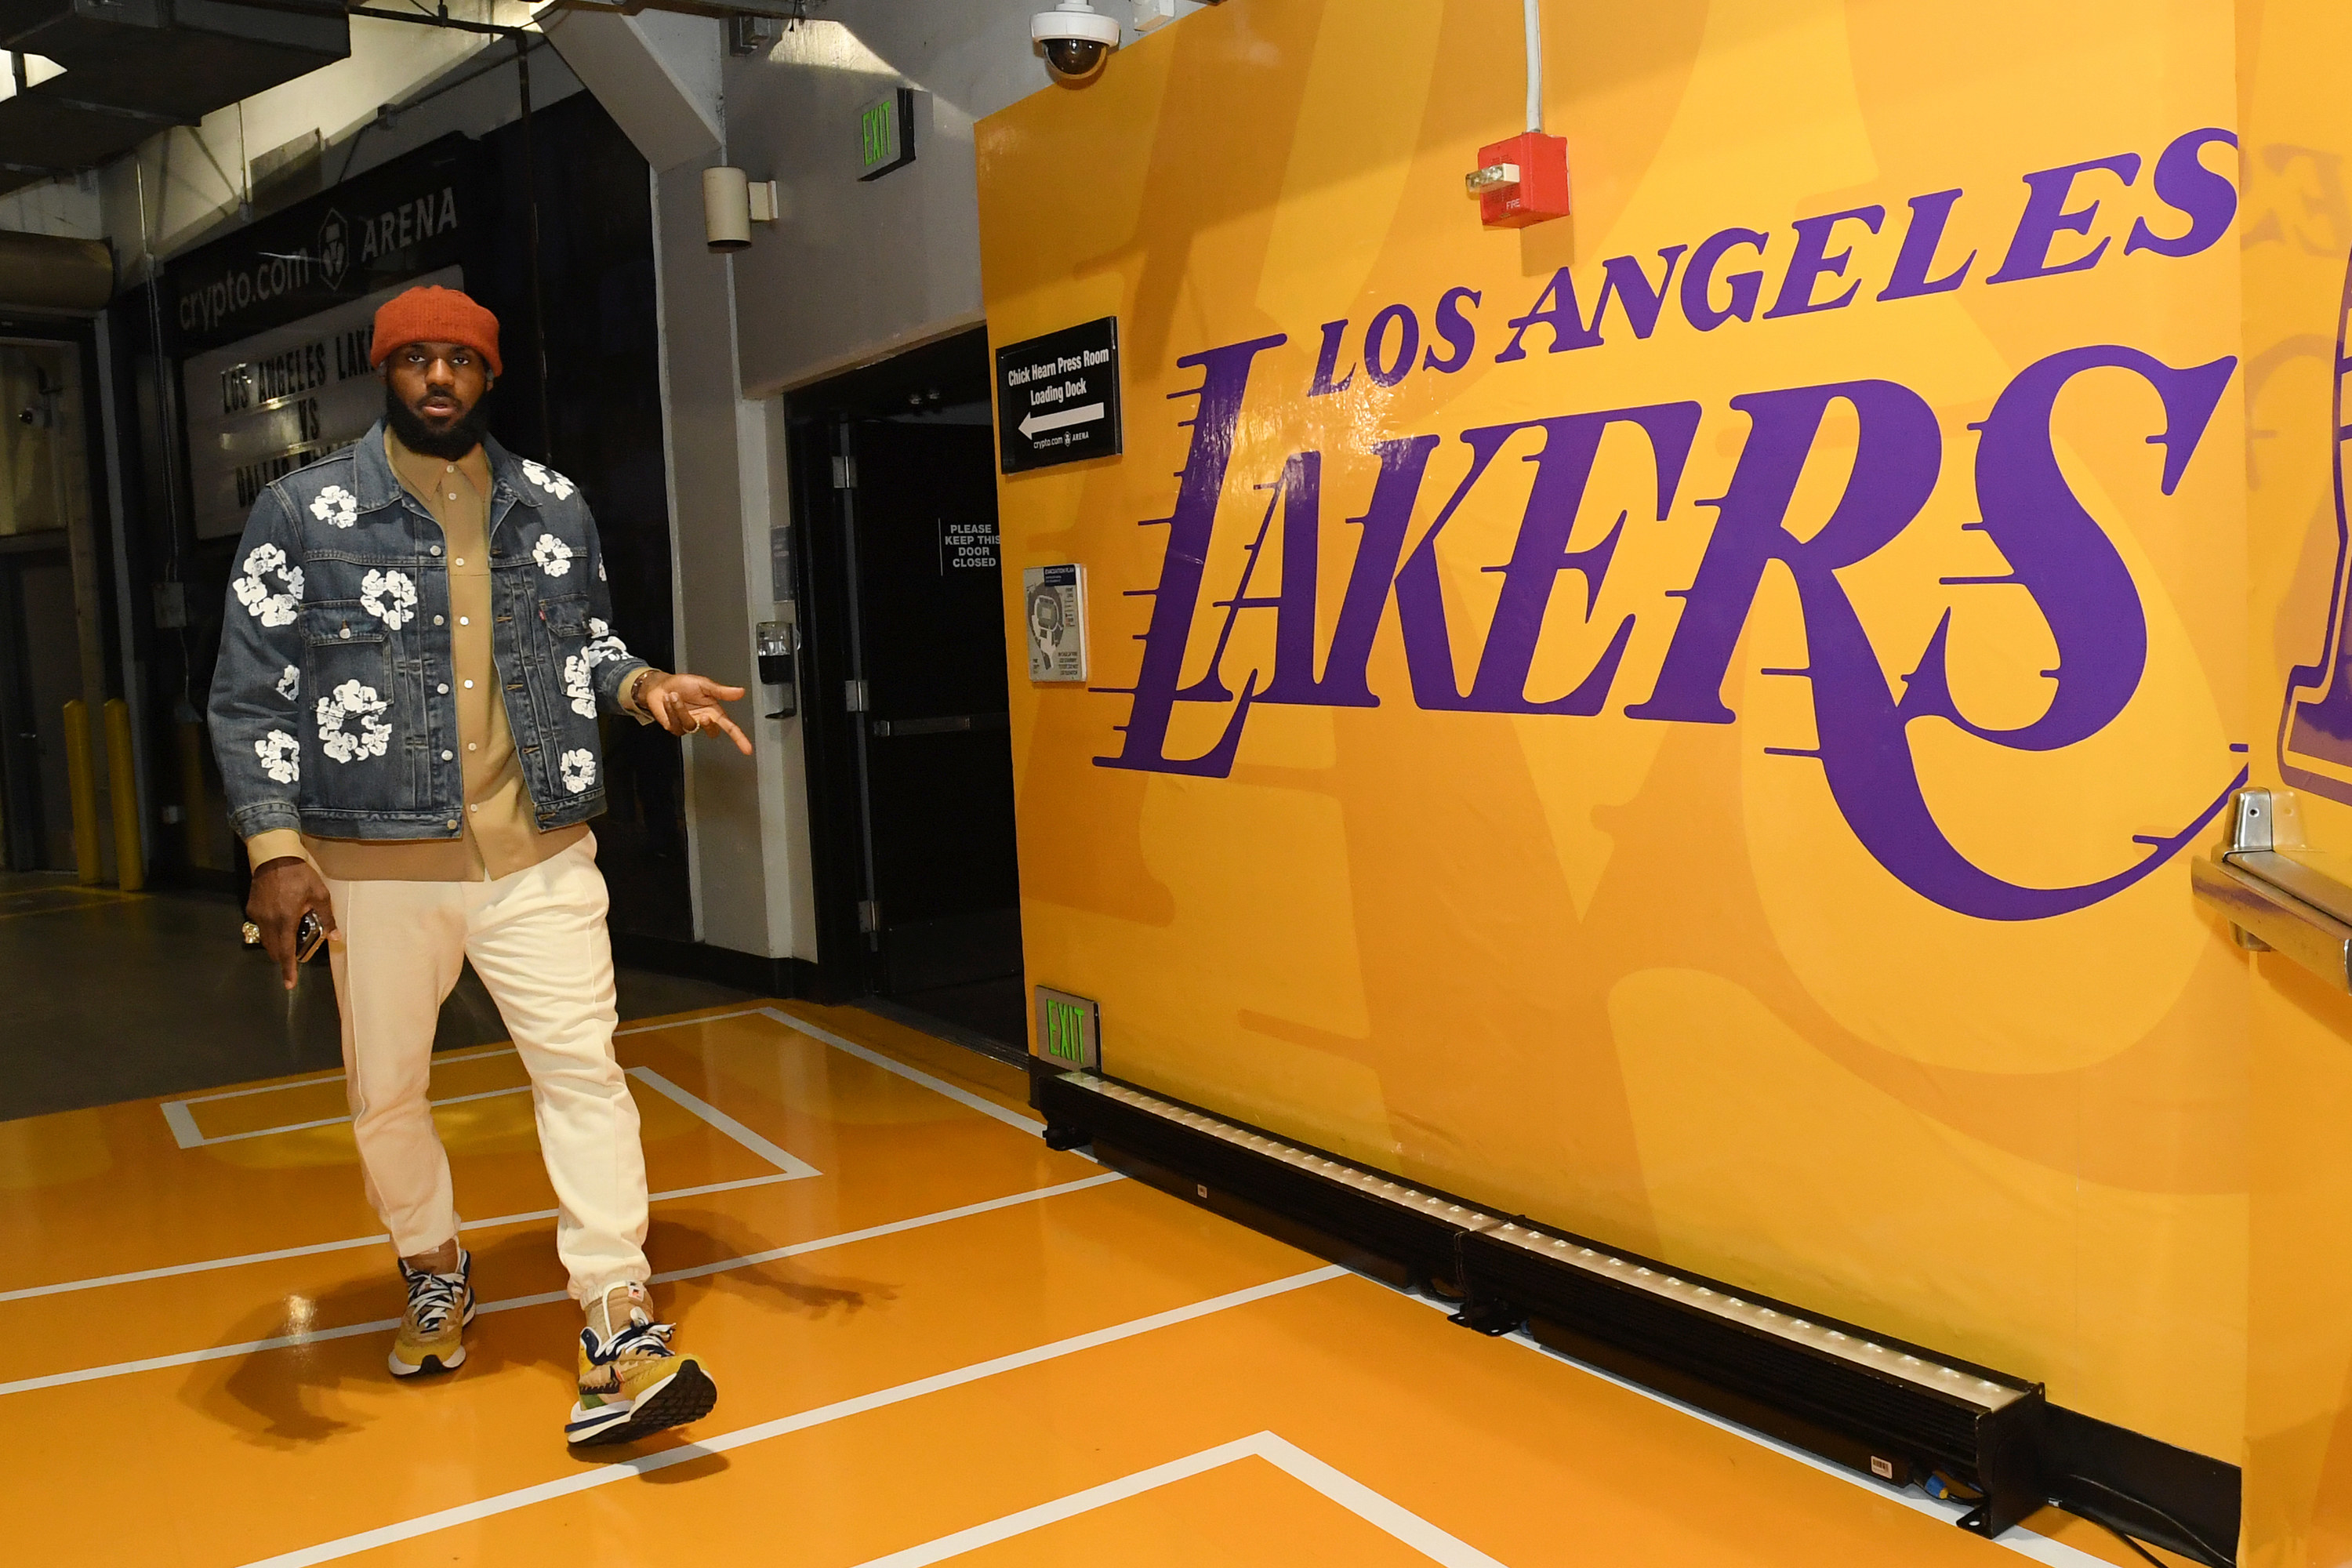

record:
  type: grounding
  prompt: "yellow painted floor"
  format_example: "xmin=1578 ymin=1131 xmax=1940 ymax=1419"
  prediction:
xmin=0 ymin=1001 xmax=2183 ymax=1566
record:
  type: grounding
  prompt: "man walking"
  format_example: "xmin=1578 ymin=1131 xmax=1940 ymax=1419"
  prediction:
xmin=210 ymin=284 xmax=750 ymax=1446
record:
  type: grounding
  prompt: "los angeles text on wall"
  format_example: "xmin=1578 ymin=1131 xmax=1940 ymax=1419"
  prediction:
xmin=222 ymin=323 xmax=376 ymax=508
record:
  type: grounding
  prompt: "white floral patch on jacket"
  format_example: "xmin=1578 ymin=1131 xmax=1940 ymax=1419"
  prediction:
xmin=532 ymin=533 xmax=574 ymax=576
xmin=309 ymin=485 xmax=359 ymax=529
xmin=255 ymin=730 xmax=299 ymax=785
xmin=233 ymin=543 xmax=303 ymax=628
xmin=583 ymin=617 xmax=631 ymax=666
xmin=360 ymin=568 xmax=418 ymax=630
xmin=563 ymin=653 xmax=596 ymax=718
xmin=521 ymin=459 xmax=575 ymax=500
xmin=274 ymin=665 xmax=301 ymax=702
xmin=316 ymin=679 xmax=391 ymax=763
xmin=559 ymin=748 xmax=596 ymax=794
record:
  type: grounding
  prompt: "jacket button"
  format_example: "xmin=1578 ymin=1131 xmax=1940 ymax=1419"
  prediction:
xmin=430 ymin=546 xmax=442 ymax=556
xmin=437 ymin=684 xmax=448 ymax=695
xmin=445 ymin=819 xmax=458 ymax=829
xmin=441 ymin=750 xmax=452 ymax=760
xmin=434 ymin=615 xmax=444 ymax=626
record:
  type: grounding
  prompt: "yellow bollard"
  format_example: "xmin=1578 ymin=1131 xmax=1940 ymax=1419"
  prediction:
xmin=61 ymin=699 xmax=100 ymax=886
xmin=103 ymin=697 xmax=142 ymax=892
xmin=175 ymin=719 xmax=212 ymax=869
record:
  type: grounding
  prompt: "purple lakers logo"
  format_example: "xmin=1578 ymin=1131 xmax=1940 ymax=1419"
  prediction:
xmin=1093 ymin=127 xmax=2256 ymax=923
xmin=2279 ymin=254 xmax=2352 ymax=802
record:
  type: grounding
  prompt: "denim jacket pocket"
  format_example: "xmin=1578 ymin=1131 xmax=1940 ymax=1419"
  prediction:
xmin=299 ymin=600 xmax=401 ymax=793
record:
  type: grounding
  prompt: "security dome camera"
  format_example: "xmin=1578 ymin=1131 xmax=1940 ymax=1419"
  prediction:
xmin=1033 ymin=0 xmax=1120 ymax=85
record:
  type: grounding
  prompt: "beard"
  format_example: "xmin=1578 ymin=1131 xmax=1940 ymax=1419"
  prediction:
xmin=384 ymin=384 xmax=491 ymax=461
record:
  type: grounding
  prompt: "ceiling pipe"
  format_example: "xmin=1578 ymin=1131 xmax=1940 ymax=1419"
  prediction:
xmin=0 ymin=230 xmax=114 ymax=311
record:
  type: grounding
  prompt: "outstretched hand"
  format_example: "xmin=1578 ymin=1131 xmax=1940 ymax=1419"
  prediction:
xmin=644 ymin=671 xmax=753 ymax=755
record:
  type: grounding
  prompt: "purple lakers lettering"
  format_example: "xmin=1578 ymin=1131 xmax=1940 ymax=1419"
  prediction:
xmin=1098 ymin=338 xmax=2240 ymax=921
xmin=1093 ymin=127 xmax=2248 ymax=920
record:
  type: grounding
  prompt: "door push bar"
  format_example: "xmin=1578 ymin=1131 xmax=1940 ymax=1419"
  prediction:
xmin=2192 ymin=786 xmax=2352 ymax=990
xmin=870 ymin=713 xmax=1011 ymax=739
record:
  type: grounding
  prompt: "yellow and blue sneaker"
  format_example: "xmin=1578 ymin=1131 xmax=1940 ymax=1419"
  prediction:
xmin=566 ymin=1282 xmax=718 ymax=1446
xmin=387 ymin=1248 xmax=474 ymax=1377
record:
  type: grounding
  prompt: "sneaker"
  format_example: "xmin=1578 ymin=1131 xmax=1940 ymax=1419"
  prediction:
xmin=387 ymin=1248 xmax=474 ymax=1377
xmin=566 ymin=1283 xmax=718 ymax=1446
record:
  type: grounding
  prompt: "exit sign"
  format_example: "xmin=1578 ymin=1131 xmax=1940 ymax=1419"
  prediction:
xmin=858 ymin=88 xmax=915 ymax=181
xmin=1033 ymin=987 xmax=1100 ymax=1073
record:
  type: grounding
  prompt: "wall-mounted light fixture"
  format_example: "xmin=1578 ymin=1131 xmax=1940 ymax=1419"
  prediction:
xmin=703 ymin=165 xmax=780 ymax=252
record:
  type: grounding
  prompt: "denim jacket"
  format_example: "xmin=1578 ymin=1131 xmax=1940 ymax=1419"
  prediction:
xmin=207 ymin=421 xmax=650 ymax=844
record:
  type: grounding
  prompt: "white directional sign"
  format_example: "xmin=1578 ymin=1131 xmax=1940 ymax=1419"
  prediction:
xmin=996 ymin=317 xmax=1121 ymax=474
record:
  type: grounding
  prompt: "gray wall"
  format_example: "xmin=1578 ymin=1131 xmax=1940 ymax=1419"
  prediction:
xmin=554 ymin=1 xmax=1217 ymax=967
xmin=555 ymin=9 xmax=818 ymax=964
xmin=721 ymin=0 xmax=1073 ymax=395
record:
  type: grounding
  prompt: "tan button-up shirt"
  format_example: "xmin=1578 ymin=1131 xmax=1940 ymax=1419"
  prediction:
xmin=246 ymin=430 xmax=657 ymax=882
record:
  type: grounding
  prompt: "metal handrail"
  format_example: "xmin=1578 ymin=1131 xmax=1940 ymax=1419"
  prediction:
xmin=2192 ymin=786 xmax=2352 ymax=990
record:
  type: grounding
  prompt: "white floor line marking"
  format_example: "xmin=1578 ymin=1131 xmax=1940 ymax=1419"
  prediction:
xmin=632 ymin=1173 xmax=797 ymax=1205
xmin=17 ymin=1072 xmax=818 ymax=1301
xmin=172 ymin=1065 xmax=813 ymax=1156
xmin=1260 ymin=1436 xmax=1512 ymax=1566
xmin=185 ymin=1084 xmax=539 ymax=1148
xmin=153 ymin=1007 xmax=777 ymax=1122
xmin=848 ymin=1430 xmax=1507 ymax=1568
xmin=0 ymin=1173 xmax=807 ymax=1305
xmin=651 ymin=1172 xmax=1125 ymax=1285
xmin=160 ymin=1100 xmax=205 ymax=1151
xmin=1390 ymin=1291 xmax=2107 ymax=1568
xmin=0 ymin=1237 xmax=392 ymax=1305
xmin=64 ymin=1006 xmax=1011 ymax=1300
xmin=614 ymin=1006 xmax=775 ymax=1037
xmin=757 ymin=1006 xmax=1044 ymax=1134
xmin=0 ymin=1173 xmax=1131 ymax=1400
xmin=626 ymin=1066 xmax=820 ymax=1178
xmin=237 ymin=1265 xmax=1347 ymax=1568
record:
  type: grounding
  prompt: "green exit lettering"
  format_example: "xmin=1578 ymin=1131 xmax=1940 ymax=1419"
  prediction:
xmin=1044 ymin=1000 xmax=1085 ymax=1062
xmin=861 ymin=100 xmax=895 ymax=172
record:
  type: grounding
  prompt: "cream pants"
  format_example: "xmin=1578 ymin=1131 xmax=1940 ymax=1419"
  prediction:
xmin=325 ymin=834 xmax=650 ymax=1303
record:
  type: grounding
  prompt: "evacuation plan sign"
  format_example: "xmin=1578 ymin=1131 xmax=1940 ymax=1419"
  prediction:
xmin=996 ymin=317 xmax=1122 ymax=474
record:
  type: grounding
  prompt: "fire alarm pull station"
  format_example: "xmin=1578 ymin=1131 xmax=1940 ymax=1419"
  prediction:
xmin=1471 ymin=2 xmax=1568 ymax=230
xmin=1467 ymin=131 xmax=1570 ymax=228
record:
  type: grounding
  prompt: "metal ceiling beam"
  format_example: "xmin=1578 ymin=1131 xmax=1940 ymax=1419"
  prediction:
xmin=38 ymin=94 xmax=201 ymax=126
xmin=544 ymin=0 xmax=829 ymax=23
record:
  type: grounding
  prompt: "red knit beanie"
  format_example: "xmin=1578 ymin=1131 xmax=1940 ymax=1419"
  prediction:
xmin=370 ymin=285 xmax=503 ymax=378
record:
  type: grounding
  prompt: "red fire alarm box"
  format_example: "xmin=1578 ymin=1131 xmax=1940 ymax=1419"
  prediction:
xmin=1468 ymin=131 xmax=1570 ymax=229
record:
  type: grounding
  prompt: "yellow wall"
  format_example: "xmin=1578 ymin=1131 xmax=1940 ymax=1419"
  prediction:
xmin=2240 ymin=1 xmax=2352 ymax=1561
xmin=982 ymin=0 xmax=2250 ymax=1481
